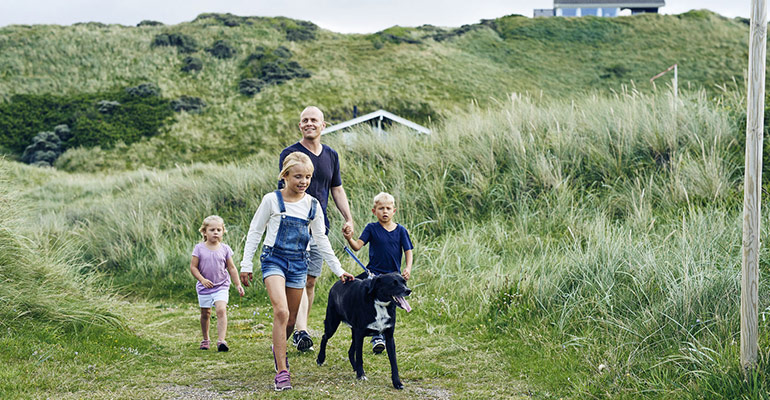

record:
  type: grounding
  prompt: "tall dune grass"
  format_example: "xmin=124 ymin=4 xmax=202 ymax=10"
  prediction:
xmin=14 ymin=89 xmax=770 ymax=397
xmin=0 ymin=161 xmax=124 ymax=333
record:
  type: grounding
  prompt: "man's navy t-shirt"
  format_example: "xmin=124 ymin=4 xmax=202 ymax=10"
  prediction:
xmin=279 ymin=143 xmax=342 ymax=232
xmin=359 ymin=222 xmax=413 ymax=275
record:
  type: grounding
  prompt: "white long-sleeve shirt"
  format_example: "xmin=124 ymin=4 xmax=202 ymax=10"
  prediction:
xmin=240 ymin=192 xmax=344 ymax=276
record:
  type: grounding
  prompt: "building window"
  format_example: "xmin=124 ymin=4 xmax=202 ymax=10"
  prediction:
xmin=561 ymin=8 xmax=578 ymax=16
xmin=601 ymin=8 xmax=618 ymax=17
xmin=582 ymin=8 xmax=599 ymax=16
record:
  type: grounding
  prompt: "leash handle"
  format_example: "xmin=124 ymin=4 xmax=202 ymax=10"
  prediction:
xmin=344 ymin=246 xmax=372 ymax=276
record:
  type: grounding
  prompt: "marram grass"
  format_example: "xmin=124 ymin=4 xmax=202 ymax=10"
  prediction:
xmin=6 ymin=89 xmax=770 ymax=398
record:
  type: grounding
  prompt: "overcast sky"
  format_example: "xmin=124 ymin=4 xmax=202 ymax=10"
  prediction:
xmin=0 ymin=1 xmax=753 ymax=33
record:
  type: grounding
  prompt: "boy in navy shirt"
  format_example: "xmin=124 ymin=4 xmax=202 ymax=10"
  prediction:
xmin=343 ymin=192 xmax=413 ymax=353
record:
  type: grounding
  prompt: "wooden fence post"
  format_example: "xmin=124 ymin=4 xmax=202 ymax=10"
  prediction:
xmin=741 ymin=0 xmax=766 ymax=371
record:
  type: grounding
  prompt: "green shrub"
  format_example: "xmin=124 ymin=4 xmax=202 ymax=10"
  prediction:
xmin=240 ymin=45 xmax=311 ymax=88
xmin=152 ymin=33 xmax=198 ymax=53
xmin=21 ymin=131 xmax=62 ymax=166
xmin=125 ymin=83 xmax=160 ymax=97
xmin=278 ymin=18 xmax=318 ymax=41
xmin=96 ymin=100 xmax=121 ymax=114
xmin=171 ymin=96 xmax=206 ymax=113
xmin=137 ymin=20 xmax=163 ymax=27
xmin=180 ymin=56 xmax=202 ymax=72
xmin=238 ymin=78 xmax=264 ymax=96
xmin=0 ymin=89 xmax=174 ymax=154
xmin=194 ymin=13 xmax=251 ymax=27
xmin=206 ymin=39 xmax=236 ymax=59
xmin=371 ymin=26 xmax=423 ymax=45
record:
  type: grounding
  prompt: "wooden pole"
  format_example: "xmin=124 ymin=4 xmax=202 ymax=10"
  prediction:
xmin=741 ymin=0 xmax=766 ymax=371
xmin=673 ymin=64 xmax=677 ymax=101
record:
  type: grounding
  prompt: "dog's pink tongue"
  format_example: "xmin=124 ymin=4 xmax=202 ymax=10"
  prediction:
xmin=395 ymin=296 xmax=412 ymax=312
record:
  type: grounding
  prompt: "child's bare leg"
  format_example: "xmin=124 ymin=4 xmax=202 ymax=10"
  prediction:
xmin=294 ymin=276 xmax=316 ymax=332
xmin=200 ymin=308 xmax=211 ymax=340
xmin=214 ymin=300 xmax=227 ymax=342
xmin=285 ymin=287 xmax=304 ymax=338
xmin=265 ymin=276 xmax=290 ymax=371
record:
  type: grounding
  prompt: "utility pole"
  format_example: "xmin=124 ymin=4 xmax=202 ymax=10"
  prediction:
xmin=741 ymin=0 xmax=766 ymax=371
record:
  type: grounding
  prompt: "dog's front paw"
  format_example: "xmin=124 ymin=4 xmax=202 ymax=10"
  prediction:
xmin=316 ymin=355 xmax=325 ymax=366
xmin=356 ymin=375 xmax=368 ymax=381
xmin=392 ymin=380 xmax=403 ymax=390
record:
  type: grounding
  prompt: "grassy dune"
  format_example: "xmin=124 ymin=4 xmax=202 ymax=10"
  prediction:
xmin=0 ymin=11 xmax=751 ymax=170
xmin=5 ymin=88 xmax=770 ymax=398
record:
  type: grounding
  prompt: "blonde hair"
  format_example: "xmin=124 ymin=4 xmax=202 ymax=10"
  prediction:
xmin=373 ymin=192 xmax=395 ymax=207
xmin=199 ymin=215 xmax=226 ymax=241
xmin=279 ymin=151 xmax=314 ymax=180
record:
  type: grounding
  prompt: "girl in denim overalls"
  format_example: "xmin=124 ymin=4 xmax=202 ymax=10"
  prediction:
xmin=240 ymin=152 xmax=355 ymax=391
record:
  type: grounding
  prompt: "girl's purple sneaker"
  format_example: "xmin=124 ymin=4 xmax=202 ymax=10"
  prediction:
xmin=274 ymin=370 xmax=292 ymax=391
xmin=199 ymin=339 xmax=210 ymax=350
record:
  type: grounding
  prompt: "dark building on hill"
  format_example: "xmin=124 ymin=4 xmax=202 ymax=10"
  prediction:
xmin=535 ymin=0 xmax=665 ymax=17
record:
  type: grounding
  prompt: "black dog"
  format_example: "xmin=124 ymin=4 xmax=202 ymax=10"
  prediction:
xmin=316 ymin=272 xmax=412 ymax=389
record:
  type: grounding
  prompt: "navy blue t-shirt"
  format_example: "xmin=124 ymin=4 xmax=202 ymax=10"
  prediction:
xmin=279 ymin=142 xmax=342 ymax=232
xmin=359 ymin=222 xmax=413 ymax=275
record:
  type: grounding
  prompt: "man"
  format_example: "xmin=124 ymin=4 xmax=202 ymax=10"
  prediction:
xmin=266 ymin=106 xmax=355 ymax=352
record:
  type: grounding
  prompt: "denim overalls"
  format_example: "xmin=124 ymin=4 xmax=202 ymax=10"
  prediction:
xmin=259 ymin=190 xmax=317 ymax=289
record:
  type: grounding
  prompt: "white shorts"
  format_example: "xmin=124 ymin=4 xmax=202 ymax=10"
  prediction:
xmin=198 ymin=289 xmax=229 ymax=308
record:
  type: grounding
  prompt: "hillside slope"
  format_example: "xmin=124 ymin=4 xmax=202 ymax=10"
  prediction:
xmin=0 ymin=10 xmax=750 ymax=171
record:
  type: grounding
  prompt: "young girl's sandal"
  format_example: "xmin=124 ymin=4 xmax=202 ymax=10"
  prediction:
xmin=217 ymin=340 xmax=229 ymax=352
xmin=199 ymin=339 xmax=210 ymax=350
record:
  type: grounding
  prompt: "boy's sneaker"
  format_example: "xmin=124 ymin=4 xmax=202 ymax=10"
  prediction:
xmin=217 ymin=340 xmax=229 ymax=352
xmin=272 ymin=344 xmax=289 ymax=372
xmin=199 ymin=339 xmax=210 ymax=350
xmin=292 ymin=330 xmax=313 ymax=352
xmin=372 ymin=336 xmax=385 ymax=354
xmin=274 ymin=370 xmax=292 ymax=391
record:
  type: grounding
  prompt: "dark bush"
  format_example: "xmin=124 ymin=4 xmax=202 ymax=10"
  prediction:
xmin=0 ymin=89 xmax=174 ymax=154
xmin=152 ymin=33 xmax=198 ymax=53
xmin=431 ymin=23 xmax=487 ymax=42
xmin=137 ymin=20 xmax=164 ymax=27
xmin=126 ymin=83 xmax=161 ymax=97
xmin=238 ymin=78 xmax=264 ymax=96
xmin=97 ymin=100 xmax=121 ymax=114
xmin=278 ymin=18 xmax=318 ymax=42
xmin=171 ymin=96 xmax=206 ymax=113
xmin=21 ymin=131 xmax=62 ymax=166
xmin=370 ymin=27 xmax=422 ymax=45
xmin=181 ymin=56 xmax=203 ymax=72
xmin=240 ymin=46 xmax=311 ymax=89
xmin=54 ymin=124 xmax=72 ymax=141
xmin=272 ymin=45 xmax=292 ymax=59
xmin=262 ymin=60 xmax=310 ymax=83
xmin=195 ymin=13 xmax=253 ymax=27
xmin=206 ymin=40 xmax=236 ymax=59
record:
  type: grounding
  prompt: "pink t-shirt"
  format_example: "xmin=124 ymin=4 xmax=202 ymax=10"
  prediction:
xmin=192 ymin=242 xmax=233 ymax=295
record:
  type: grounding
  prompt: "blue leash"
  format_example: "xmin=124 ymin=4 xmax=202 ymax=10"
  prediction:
xmin=344 ymin=246 xmax=373 ymax=277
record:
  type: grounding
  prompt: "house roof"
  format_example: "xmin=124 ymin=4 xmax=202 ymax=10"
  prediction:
xmin=322 ymin=109 xmax=431 ymax=135
xmin=554 ymin=0 xmax=664 ymax=6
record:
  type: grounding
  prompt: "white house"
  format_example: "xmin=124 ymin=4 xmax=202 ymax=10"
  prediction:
xmin=535 ymin=0 xmax=665 ymax=17
xmin=323 ymin=109 xmax=431 ymax=136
